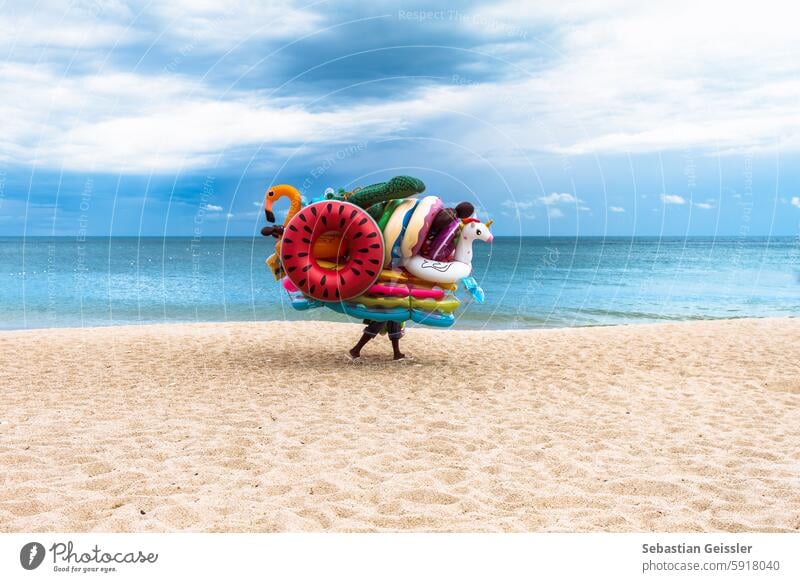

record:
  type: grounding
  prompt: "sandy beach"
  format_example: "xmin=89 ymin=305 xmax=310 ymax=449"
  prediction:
xmin=0 ymin=318 xmax=798 ymax=532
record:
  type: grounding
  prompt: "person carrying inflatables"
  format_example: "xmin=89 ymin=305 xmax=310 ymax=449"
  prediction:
xmin=261 ymin=176 xmax=493 ymax=360
xmin=348 ymin=320 xmax=407 ymax=362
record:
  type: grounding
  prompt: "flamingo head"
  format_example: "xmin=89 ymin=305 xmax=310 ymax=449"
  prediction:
xmin=264 ymin=184 xmax=301 ymax=223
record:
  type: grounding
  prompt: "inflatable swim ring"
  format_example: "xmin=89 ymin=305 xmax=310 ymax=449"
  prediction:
xmin=403 ymin=255 xmax=471 ymax=284
xmin=374 ymin=267 xmax=459 ymax=291
xmin=410 ymin=309 xmax=455 ymax=327
xmin=314 ymin=261 xmax=458 ymax=291
xmin=367 ymin=283 xmax=445 ymax=300
xmin=280 ymin=201 xmax=384 ymax=301
xmin=401 ymin=196 xmax=442 ymax=258
xmin=381 ymin=199 xmax=417 ymax=267
xmin=354 ymin=295 xmax=461 ymax=313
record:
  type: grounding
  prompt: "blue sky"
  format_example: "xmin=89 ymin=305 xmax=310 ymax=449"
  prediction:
xmin=1 ymin=0 xmax=799 ymax=236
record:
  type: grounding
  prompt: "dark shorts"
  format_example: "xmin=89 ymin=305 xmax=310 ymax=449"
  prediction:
xmin=363 ymin=320 xmax=405 ymax=339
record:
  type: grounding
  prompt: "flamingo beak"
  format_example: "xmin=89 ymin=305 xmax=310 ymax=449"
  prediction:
xmin=264 ymin=199 xmax=276 ymax=223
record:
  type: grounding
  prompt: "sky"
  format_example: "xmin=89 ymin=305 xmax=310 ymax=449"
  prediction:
xmin=1 ymin=0 xmax=799 ymax=237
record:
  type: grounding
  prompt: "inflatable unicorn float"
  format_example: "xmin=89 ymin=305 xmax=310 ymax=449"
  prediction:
xmin=261 ymin=176 xmax=492 ymax=327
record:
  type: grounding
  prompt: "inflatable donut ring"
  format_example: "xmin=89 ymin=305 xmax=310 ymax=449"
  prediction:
xmin=280 ymin=201 xmax=384 ymax=302
xmin=401 ymin=196 xmax=443 ymax=258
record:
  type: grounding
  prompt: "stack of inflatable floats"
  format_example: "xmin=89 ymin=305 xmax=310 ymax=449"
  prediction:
xmin=261 ymin=176 xmax=493 ymax=327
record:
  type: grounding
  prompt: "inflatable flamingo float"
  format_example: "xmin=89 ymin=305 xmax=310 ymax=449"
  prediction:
xmin=261 ymin=176 xmax=492 ymax=327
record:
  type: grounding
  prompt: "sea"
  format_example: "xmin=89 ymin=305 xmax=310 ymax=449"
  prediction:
xmin=1 ymin=236 xmax=798 ymax=330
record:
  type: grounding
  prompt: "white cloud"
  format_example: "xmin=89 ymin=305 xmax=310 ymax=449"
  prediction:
xmin=4 ymin=1 xmax=800 ymax=175
xmin=547 ymin=207 xmax=564 ymax=219
xmin=501 ymin=199 xmax=536 ymax=210
xmin=538 ymin=192 xmax=578 ymax=205
xmin=206 ymin=204 xmax=223 ymax=212
xmin=152 ymin=1 xmax=325 ymax=49
xmin=501 ymin=199 xmax=536 ymax=219
xmin=791 ymin=197 xmax=800 ymax=208
xmin=661 ymin=194 xmax=686 ymax=205
xmin=0 ymin=1 xmax=322 ymax=52
xmin=692 ymin=201 xmax=714 ymax=209
xmin=0 ymin=5 xmax=448 ymax=173
xmin=434 ymin=1 xmax=800 ymax=156
xmin=0 ymin=63 xmax=440 ymax=172
xmin=0 ymin=1 xmax=139 ymax=50
xmin=609 ymin=206 xmax=625 ymax=213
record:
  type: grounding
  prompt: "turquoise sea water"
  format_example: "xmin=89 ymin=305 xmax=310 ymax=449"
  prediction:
xmin=0 ymin=236 xmax=798 ymax=330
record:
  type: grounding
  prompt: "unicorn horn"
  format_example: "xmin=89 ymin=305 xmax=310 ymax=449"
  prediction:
xmin=485 ymin=219 xmax=494 ymax=227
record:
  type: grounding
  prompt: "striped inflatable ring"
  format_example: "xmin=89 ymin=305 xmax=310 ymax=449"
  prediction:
xmin=354 ymin=295 xmax=461 ymax=313
xmin=381 ymin=199 xmax=417 ymax=267
xmin=280 ymin=201 xmax=384 ymax=301
xmin=401 ymin=195 xmax=442 ymax=258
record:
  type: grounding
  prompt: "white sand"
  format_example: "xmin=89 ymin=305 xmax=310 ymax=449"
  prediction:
xmin=0 ymin=318 xmax=798 ymax=532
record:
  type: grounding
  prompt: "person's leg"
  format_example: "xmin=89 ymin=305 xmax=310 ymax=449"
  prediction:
xmin=387 ymin=321 xmax=406 ymax=360
xmin=349 ymin=320 xmax=383 ymax=359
